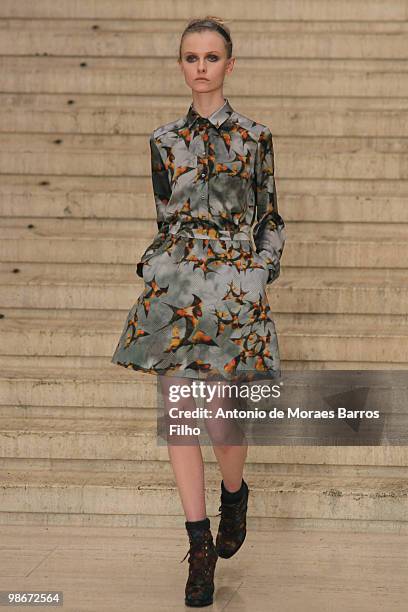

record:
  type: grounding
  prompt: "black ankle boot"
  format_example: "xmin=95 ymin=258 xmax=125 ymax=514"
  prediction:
xmin=181 ymin=518 xmax=218 ymax=607
xmin=215 ymin=480 xmax=249 ymax=559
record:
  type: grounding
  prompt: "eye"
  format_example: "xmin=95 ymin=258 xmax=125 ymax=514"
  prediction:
xmin=184 ymin=54 xmax=220 ymax=62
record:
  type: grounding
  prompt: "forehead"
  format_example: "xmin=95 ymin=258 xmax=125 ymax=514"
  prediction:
xmin=181 ymin=30 xmax=226 ymax=53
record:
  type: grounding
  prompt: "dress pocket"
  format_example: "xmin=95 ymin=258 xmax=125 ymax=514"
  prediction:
xmin=252 ymin=250 xmax=268 ymax=269
xmin=141 ymin=252 xmax=160 ymax=281
xmin=247 ymin=246 xmax=269 ymax=275
xmin=136 ymin=249 xmax=162 ymax=280
xmin=246 ymin=248 xmax=270 ymax=290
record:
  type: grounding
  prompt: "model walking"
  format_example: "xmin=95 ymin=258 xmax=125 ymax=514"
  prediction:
xmin=111 ymin=15 xmax=286 ymax=607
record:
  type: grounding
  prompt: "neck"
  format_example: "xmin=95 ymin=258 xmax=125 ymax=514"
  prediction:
xmin=192 ymin=95 xmax=226 ymax=118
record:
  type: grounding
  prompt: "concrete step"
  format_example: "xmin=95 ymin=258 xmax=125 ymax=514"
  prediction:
xmin=0 ymin=262 xmax=405 ymax=314
xmin=0 ymin=416 xmax=407 ymax=466
xmin=1 ymin=132 xmax=407 ymax=179
xmin=4 ymin=353 xmax=408 ymax=377
xmin=0 ymin=465 xmax=407 ymax=527
xmin=1 ymin=19 xmax=408 ymax=59
xmin=2 ymin=456 xmax=407 ymax=479
xmin=0 ymin=364 xmax=156 ymax=410
xmin=0 ymin=218 xmax=406 ymax=268
xmin=1 ymin=94 xmax=408 ymax=138
xmin=1 ymin=57 xmax=408 ymax=97
xmin=0 ymin=396 xmax=408 ymax=468
xmin=2 ymin=362 xmax=407 ymax=416
xmin=1 ymin=0 xmax=406 ymax=22
xmin=1 ymin=174 xmax=407 ymax=223
xmin=0 ymin=402 xmax=155 ymax=421
xmin=0 ymin=309 xmax=407 ymax=362
xmin=0 ymin=307 xmax=406 ymax=328
xmin=1 ymin=353 xmax=407 ymax=373
xmin=0 ymin=363 xmax=407 ymax=448
xmin=4 ymin=19 xmax=408 ymax=36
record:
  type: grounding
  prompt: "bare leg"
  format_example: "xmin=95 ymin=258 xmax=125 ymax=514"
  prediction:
xmin=159 ymin=375 xmax=207 ymax=521
xmin=167 ymin=444 xmax=206 ymax=521
xmin=211 ymin=442 xmax=248 ymax=492
xmin=202 ymin=380 xmax=249 ymax=492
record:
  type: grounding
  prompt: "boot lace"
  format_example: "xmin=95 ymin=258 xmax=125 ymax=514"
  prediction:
xmin=180 ymin=532 xmax=214 ymax=578
xmin=216 ymin=499 xmax=246 ymax=533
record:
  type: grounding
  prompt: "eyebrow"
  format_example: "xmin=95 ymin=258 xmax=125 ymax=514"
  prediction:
xmin=183 ymin=51 xmax=221 ymax=54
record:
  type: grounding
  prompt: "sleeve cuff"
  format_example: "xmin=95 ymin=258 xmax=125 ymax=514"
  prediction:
xmin=266 ymin=263 xmax=280 ymax=284
xmin=136 ymin=261 xmax=144 ymax=278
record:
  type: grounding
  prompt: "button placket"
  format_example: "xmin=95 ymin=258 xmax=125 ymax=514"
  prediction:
xmin=199 ymin=121 xmax=209 ymax=201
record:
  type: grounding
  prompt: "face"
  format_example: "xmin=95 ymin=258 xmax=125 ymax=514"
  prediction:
xmin=178 ymin=30 xmax=235 ymax=94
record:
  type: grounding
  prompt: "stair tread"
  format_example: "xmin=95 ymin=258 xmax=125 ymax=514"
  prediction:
xmin=1 ymin=219 xmax=407 ymax=241
xmin=3 ymin=18 xmax=408 ymax=35
xmin=2 ymin=1 xmax=407 ymax=22
xmin=0 ymin=467 xmax=406 ymax=493
xmin=0 ymin=262 xmax=406 ymax=287
xmin=0 ymin=416 xmax=157 ymax=433
xmin=0 ymin=364 xmax=147 ymax=382
xmin=4 ymin=132 xmax=408 ymax=149
xmin=4 ymin=55 xmax=408 ymax=73
xmin=1 ymin=313 xmax=407 ymax=336
xmin=1 ymin=172 xmax=408 ymax=196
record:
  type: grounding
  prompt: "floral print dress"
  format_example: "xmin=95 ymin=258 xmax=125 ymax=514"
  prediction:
xmin=111 ymin=97 xmax=286 ymax=382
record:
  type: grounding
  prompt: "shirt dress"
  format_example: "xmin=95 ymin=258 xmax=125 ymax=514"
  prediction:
xmin=110 ymin=97 xmax=286 ymax=383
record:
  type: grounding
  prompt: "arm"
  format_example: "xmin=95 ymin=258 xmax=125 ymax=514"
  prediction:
xmin=136 ymin=133 xmax=172 ymax=277
xmin=252 ymin=126 xmax=286 ymax=284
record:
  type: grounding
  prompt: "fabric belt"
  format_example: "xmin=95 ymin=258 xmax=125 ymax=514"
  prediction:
xmin=168 ymin=223 xmax=252 ymax=242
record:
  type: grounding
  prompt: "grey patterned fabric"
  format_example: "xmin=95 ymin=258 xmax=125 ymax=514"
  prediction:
xmin=111 ymin=97 xmax=286 ymax=381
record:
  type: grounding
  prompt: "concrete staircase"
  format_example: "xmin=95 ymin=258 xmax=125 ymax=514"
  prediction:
xmin=0 ymin=2 xmax=407 ymax=531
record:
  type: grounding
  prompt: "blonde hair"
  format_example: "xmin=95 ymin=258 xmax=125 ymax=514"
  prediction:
xmin=178 ymin=16 xmax=233 ymax=61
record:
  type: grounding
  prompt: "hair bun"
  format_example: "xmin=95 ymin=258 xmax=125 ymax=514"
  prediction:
xmin=204 ymin=15 xmax=227 ymax=26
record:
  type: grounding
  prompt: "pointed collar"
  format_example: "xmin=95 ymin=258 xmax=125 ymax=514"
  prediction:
xmin=185 ymin=97 xmax=234 ymax=130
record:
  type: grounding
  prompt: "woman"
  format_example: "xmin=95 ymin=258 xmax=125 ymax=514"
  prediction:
xmin=111 ymin=15 xmax=286 ymax=607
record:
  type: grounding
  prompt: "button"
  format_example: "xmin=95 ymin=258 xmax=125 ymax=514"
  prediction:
xmin=201 ymin=194 xmax=206 ymax=199
xmin=201 ymin=172 xmax=206 ymax=178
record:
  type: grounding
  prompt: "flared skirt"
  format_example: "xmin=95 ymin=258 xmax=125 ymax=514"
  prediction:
xmin=111 ymin=235 xmax=281 ymax=382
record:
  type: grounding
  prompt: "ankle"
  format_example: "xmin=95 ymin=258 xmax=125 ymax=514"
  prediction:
xmin=221 ymin=478 xmax=246 ymax=503
xmin=185 ymin=516 xmax=210 ymax=532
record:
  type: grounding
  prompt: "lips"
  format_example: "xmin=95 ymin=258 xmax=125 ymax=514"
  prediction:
xmin=196 ymin=78 xmax=209 ymax=81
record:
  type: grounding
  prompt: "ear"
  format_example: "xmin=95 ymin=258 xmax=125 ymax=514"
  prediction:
xmin=225 ymin=57 xmax=235 ymax=75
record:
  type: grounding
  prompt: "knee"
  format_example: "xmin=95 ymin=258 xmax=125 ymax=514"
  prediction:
xmin=206 ymin=422 xmax=248 ymax=447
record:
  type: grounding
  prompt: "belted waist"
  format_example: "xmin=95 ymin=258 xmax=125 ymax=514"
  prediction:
xmin=168 ymin=222 xmax=252 ymax=242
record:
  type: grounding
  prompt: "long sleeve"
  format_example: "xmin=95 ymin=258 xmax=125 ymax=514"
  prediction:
xmin=252 ymin=126 xmax=286 ymax=284
xmin=136 ymin=133 xmax=172 ymax=278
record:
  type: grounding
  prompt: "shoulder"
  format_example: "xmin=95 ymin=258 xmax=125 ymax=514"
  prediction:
xmin=151 ymin=116 xmax=186 ymax=141
xmin=230 ymin=109 xmax=272 ymax=143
